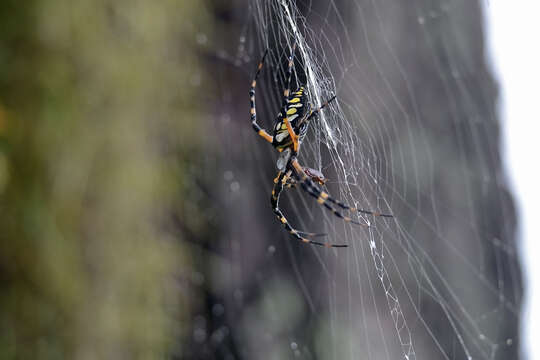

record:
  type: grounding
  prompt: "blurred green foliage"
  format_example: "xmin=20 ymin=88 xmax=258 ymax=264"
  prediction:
xmin=0 ymin=1 xmax=211 ymax=358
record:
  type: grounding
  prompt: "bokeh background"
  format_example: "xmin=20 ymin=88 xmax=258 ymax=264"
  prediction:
xmin=0 ymin=1 xmax=522 ymax=359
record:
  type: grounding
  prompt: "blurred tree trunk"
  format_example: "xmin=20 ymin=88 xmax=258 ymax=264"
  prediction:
xmin=0 ymin=1 xmax=213 ymax=358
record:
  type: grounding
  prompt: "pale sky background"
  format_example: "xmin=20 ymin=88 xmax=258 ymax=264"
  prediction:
xmin=485 ymin=1 xmax=540 ymax=359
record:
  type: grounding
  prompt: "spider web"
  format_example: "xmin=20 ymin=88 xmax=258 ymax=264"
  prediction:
xmin=214 ymin=0 xmax=521 ymax=359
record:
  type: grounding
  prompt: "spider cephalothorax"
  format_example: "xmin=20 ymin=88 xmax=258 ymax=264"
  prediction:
xmin=249 ymin=43 xmax=392 ymax=248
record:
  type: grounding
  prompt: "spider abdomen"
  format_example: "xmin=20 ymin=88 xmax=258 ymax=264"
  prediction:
xmin=272 ymin=86 xmax=309 ymax=150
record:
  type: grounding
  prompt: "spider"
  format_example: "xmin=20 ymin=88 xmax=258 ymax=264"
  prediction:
xmin=250 ymin=43 xmax=392 ymax=248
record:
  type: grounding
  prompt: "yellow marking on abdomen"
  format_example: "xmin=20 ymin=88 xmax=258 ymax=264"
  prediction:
xmin=286 ymin=108 xmax=297 ymax=115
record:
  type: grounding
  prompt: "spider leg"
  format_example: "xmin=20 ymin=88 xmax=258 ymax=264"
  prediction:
xmin=282 ymin=42 xmax=297 ymax=106
xmin=291 ymin=158 xmax=393 ymax=222
xmin=284 ymin=176 xmax=298 ymax=188
xmin=271 ymin=171 xmax=347 ymax=248
xmin=296 ymin=231 xmax=327 ymax=238
xmin=305 ymin=95 xmax=337 ymax=122
xmin=250 ymin=49 xmax=273 ymax=143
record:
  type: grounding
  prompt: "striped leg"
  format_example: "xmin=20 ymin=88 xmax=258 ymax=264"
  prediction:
xmin=271 ymin=171 xmax=347 ymax=248
xmin=290 ymin=158 xmax=393 ymax=223
xmin=250 ymin=50 xmax=273 ymax=143
xmin=282 ymin=42 xmax=297 ymax=107
xmin=305 ymin=95 xmax=337 ymax=122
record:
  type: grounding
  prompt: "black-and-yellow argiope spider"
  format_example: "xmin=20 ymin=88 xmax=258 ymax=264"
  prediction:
xmin=250 ymin=43 xmax=392 ymax=248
